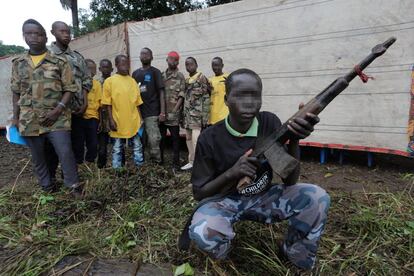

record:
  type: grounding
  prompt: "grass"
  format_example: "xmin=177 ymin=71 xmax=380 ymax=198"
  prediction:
xmin=0 ymin=164 xmax=413 ymax=275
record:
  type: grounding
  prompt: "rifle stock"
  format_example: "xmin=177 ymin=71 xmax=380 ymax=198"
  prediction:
xmin=237 ymin=37 xmax=397 ymax=191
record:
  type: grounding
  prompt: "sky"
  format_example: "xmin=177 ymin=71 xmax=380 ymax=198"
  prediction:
xmin=0 ymin=0 xmax=91 ymax=47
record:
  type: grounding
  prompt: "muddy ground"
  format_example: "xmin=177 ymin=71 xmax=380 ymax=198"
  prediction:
xmin=1 ymin=136 xmax=412 ymax=192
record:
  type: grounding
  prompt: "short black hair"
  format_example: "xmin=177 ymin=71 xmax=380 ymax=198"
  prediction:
xmin=51 ymin=21 xmax=69 ymax=31
xmin=225 ymin=68 xmax=262 ymax=95
xmin=186 ymin=56 xmax=198 ymax=65
xmin=22 ymin=19 xmax=46 ymax=35
xmin=141 ymin=47 xmax=153 ymax=56
xmin=85 ymin=59 xmax=96 ymax=65
xmin=212 ymin=57 xmax=223 ymax=64
xmin=115 ymin=54 xmax=128 ymax=65
xmin=99 ymin=58 xmax=112 ymax=67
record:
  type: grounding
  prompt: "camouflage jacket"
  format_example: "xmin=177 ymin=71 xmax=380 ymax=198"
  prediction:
xmin=11 ymin=51 xmax=78 ymax=136
xmin=162 ymin=68 xmax=185 ymax=126
xmin=183 ymin=72 xmax=211 ymax=129
xmin=98 ymin=76 xmax=111 ymax=133
xmin=50 ymin=42 xmax=92 ymax=111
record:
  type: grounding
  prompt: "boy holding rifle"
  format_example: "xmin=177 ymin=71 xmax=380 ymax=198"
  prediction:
xmin=187 ymin=69 xmax=330 ymax=271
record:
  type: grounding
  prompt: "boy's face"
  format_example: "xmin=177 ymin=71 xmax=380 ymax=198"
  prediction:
xmin=87 ymin=62 xmax=96 ymax=77
xmin=116 ymin=57 xmax=130 ymax=75
xmin=167 ymin=56 xmax=178 ymax=70
xmin=211 ymin=59 xmax=223 ymax=76
xmin=23 ymin=24 xmax=47 ymax=52
xmin=225 ymin=73 xmax=262 ymax=125
xmin=140 ymin=49 xmax=152 ymax=65
xmin=99 ymin=61 xmax=113 ymax=78
xmin=185 ymin=59 xmax=197 ymax=74
xmin=52 ymin=23 xmax=71 ymax=46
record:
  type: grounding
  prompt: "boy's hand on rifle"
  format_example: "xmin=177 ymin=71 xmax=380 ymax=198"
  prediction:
xmin=287 ymin=102 xmax=320 ymax=140
xmin=228 ymin=149 xmax=259 ymax=180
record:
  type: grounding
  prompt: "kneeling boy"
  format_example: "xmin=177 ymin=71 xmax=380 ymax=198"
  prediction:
xmin=188 ymin=69 xmax=330 ymax=270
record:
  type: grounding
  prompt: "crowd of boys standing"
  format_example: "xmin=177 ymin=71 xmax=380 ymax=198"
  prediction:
xmin=11 ymin=19 xmax=229 ymax=194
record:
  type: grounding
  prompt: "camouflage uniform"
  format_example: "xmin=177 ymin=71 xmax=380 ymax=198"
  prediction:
xmin=183 ymin=73 xmax=211 ymax=130
xmin=11 ymin=51 xmax=78 ymax=136
xmin=49 ymin=42 xmax=92 ymax=164
xmin=189 ymin=183 xmax=331 ymax=270
xmin=162 ymin=68 xmax=185 ymax=126
xmin=160 ymin=68 xmax=185 ymax=166
xmin=11 ymin=50 xmax=80 ymax=189
xmin=50 ymin=42 xmax=92 ymax=110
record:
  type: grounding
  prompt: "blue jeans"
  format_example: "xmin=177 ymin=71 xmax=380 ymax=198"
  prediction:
xmin=112 ymin=134 xmax=144 ymax=168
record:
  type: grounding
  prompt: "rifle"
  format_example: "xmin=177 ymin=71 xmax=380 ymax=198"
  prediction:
xmin=237 ymin=37 xmax=397 ymax=192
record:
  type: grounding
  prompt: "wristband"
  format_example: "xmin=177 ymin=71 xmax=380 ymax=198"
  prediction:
xmin=58 ymin=102 xmax=66 ymax=109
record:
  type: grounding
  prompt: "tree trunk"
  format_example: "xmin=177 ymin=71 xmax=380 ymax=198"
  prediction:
xmin=71 ymin=0 xmax=79 ymax=37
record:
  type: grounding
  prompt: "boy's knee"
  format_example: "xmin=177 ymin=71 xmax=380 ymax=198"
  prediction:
xmin=189 ymin=214 xmax=234 ymax=256
xmin=311 ymin=185 xmax=330 ymax=210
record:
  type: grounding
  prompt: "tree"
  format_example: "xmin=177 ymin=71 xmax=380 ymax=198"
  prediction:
xmin=60 ymin=0 xmax=80 ymax=37
xmin=0 ymin=41 xmax=25 ymax=57
xmin=79 ymin=0 xmax=242 ymax=35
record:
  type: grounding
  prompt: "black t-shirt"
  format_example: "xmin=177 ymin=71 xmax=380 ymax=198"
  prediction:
xmin=191 ymin=111 xmax=282 ymax=198
xmin=132 ymin=66 xmax=164 ymax=118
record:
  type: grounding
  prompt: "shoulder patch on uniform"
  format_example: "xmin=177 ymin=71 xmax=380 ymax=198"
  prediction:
xmin=12 ymin=53 xmax=27 ymax=62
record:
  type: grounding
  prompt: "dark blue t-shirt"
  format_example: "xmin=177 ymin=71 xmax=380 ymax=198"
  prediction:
xmin=132 ymin=66 xmax=164 ymax=118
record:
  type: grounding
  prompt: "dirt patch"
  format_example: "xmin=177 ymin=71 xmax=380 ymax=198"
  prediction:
xmin=1 ymin=137 xmax=412 ymax=193
xmin=0 ymin=137 xmax=32 ymax=188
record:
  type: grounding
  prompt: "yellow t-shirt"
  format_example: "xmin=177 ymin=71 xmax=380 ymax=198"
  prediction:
xmin=84 ymin=79 xmax=102 ymax=120
xmin=209 ymin=73 xmax=229 ymax=124
xmin=30 ymin=52 xmax=47 ymax=67
xmin=101 ymin=74 xmax=143 ymax=138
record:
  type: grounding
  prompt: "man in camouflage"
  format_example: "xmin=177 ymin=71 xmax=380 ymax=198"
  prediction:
xmin=160 ymin=51 xmax=185 ymax=170
xmin=186 ymin=69 xmax=330 ymax=271
xmin=49 ymin=21 xmax=92 ymax=165
xmin=181 ymin=57 xmax=211 ymax=171
xmin=11 ymin=19 xmax=80 ymax=192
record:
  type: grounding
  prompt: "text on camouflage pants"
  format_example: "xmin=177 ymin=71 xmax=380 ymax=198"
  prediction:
xmin=188 ymin=183 xmax=330 ymax=270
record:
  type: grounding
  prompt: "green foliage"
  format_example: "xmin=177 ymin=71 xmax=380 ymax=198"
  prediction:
xmin=78 ymin=0 xmax=241 ymax=35
xmin=0 ymin=41 xmax=25 ymax=57
xmin=174 ymin=262 xmax=194 ymax=276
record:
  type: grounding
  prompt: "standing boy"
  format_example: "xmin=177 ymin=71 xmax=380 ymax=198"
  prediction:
xmin=97 ymin=59 xmax=113 ymax=168
xmin=160 ymin=51 xmax=185 ymax=170
xmin=78 ymin=59 xmax=101 ymax=163
xmin=209 ymin=57 xmax=229 ymax=125
xmin=181 ymin=57 xmax=211 ymax=171
xmin=11 ymin=19 xmax=79 ymax=192
xmin=49 ymin=21 xmax=92 ymax=164
xmin=187 ymin=69 xmax=330 ymax=271
xmin=132 ymin=47 xmax=166 ymax=164
xmin=102 ymin=55 xmax=144 ymax=169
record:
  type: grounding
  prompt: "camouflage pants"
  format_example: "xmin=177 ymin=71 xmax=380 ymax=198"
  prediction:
xmin=143 ymin=116 xmax=161 ymax=162
xmin=189 ymin=183 xmax=330 ymax=270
